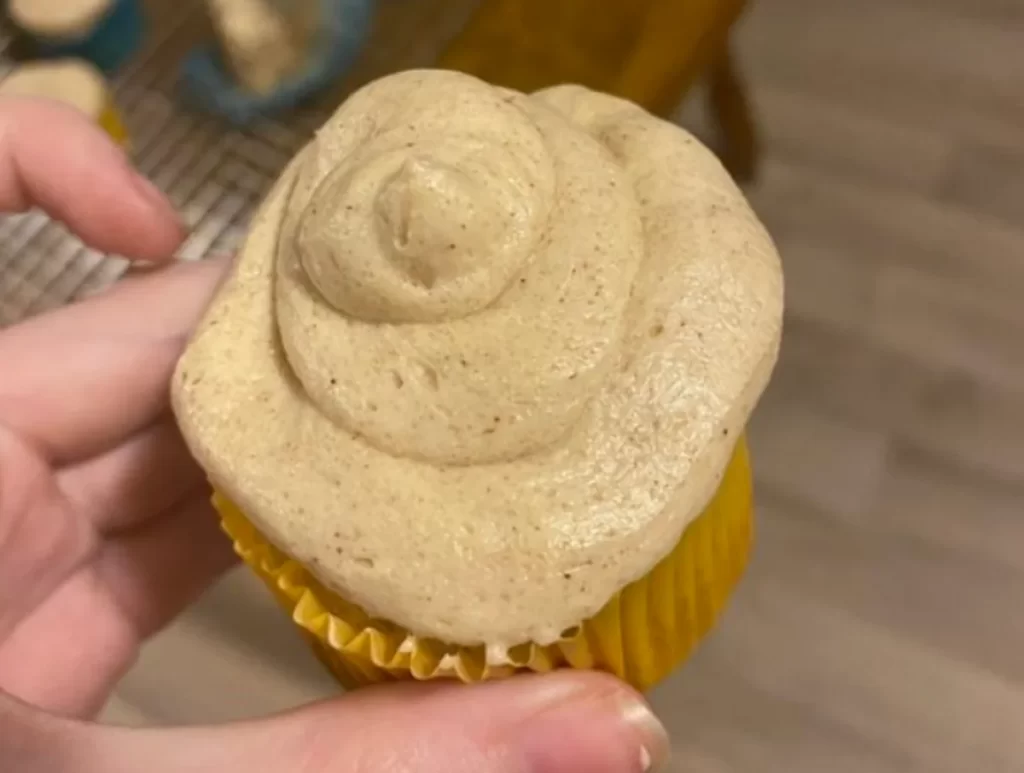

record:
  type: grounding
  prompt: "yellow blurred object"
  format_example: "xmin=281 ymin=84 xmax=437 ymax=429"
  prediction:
xmin=98 ymin=101 xmax=129 ymax=148
xmin=438 ymin=0 xmax=757 ymax=180
xmin=216 ymin=436 xmax=754 ymax=693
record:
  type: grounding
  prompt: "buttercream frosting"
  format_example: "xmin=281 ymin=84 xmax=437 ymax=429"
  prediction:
xmin=172 ymin=69 xmax=783 ymax=654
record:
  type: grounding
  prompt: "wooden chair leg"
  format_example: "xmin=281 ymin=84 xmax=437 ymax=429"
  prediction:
xmin=706 ymin=44 xmax=759 ymax=182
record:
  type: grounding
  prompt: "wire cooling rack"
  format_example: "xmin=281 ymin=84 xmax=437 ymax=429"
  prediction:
xmin=0 ymin=0 xmax=477 ymax=326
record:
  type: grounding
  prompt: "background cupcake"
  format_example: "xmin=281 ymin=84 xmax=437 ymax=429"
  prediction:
xmin=0 ymin=59 xmax=128 ymax=147
xmin=7 ymin=0 xmax=145 ymax=73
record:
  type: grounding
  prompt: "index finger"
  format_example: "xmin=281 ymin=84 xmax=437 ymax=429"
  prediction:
xmin=0 ymin=257 xmax=231 ymax=464
xmin=0 ymin=97 xmax=183 ymax=261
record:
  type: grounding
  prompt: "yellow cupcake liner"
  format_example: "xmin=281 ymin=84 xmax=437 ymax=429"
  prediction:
xmin=216 ymin=436 xmax=753 ymax=692
xmin=99 ymin=100 xmax=129 ymax=149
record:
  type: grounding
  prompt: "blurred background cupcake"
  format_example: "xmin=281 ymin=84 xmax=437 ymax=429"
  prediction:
xmin=0 ymin=58 xmax=129 ymax=146
xmin=7 ymin=0 xmax=145 ymax=73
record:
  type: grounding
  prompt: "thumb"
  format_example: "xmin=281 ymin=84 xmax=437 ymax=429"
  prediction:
xmin=91 ymin=672 xmax=670 ymax=773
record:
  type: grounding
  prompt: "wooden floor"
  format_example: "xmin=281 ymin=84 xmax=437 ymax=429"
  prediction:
xmin=99 ymin=1 xmax=1024 ymax=770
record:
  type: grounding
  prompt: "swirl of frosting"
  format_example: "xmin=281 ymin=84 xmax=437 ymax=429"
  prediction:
xmin=173 ymin=70 xmax=783 ymax=652
xmin=275 ymin=74 xmax=644 ymax=465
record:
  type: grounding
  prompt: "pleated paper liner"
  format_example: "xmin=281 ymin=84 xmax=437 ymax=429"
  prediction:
xmin=216 ymin=436 xmax=754 ymax=693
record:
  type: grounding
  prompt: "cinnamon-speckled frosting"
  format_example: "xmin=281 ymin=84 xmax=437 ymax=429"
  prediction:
xmin=172 ymin=69 xmax=783 ymax=656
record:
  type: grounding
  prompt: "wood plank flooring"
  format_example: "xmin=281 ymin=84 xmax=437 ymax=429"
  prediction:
xmin=70 ymin=0 xmax=1024 ymax=769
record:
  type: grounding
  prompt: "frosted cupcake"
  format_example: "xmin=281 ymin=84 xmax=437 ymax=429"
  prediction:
xmin=172 ymin=69 xmax=783 ymax=691
xmin=8 ymin=0 xmax=144 ymax=73
xmin=204 ymin=0 xmax=314 ymax=95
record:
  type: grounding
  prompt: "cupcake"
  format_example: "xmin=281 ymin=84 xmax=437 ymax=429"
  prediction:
xmin=204 ymin=0 xmax=313 ymax=96
xmin=181 ymin=0 xmax=373 ymax=126
xmin=0 ymin=60 xmax=129 ymax=147
xmin=172 ymin=69 xmax=783 ymax=691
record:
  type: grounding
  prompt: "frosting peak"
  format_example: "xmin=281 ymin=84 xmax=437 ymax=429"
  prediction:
xmin=279 ymin=73 xmax=642 ymax=465
xmin=375 ymin=157 xmax=493 ymax=288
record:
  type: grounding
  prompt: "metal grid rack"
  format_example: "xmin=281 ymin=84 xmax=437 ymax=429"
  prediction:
xmin=0 ymin=0 xmax=478 ymax=326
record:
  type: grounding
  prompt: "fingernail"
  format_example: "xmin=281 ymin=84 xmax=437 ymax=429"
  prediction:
xmin=132 ymin=172 xmax=170 ymax=210
xmin=619 ymin=697 xmax=671 ymax=772
xmin=512 ymin=674 xmax=671 ymax=773
xmin=132 ymin=172 xmax=187 ymax=238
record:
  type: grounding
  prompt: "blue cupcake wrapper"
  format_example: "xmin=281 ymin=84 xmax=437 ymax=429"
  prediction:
xmin=26 ymin=0 xmax=145 ymax=73
xmin=180 ymin=0 xmax=375 ymax=126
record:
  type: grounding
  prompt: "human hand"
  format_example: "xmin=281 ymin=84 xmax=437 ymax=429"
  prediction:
xmin=0 ymin=98 xmax=670 ymax=771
